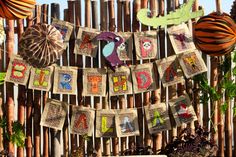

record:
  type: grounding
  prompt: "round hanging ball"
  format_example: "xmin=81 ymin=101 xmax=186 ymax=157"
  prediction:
xmin=193 ymin=12 xmax=236 ymax=56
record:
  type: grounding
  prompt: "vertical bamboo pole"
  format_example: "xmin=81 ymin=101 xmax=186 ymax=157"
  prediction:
xmin=26 ymin=14 xmax=33 ymax=157
xmin=16 ymin=18 xmax=25 ymax=157
xmin=68 ymin=1 xmax=78 ymax=154
xmin=158 ymin=0 xmax=167 ymax=148
xmin=41 ymin=4 xmax=49 ymax=157
xmin=33 ymin=5 xmax=41 ymax=157
xmin=91 ymin=1 xmax=102 ymax=156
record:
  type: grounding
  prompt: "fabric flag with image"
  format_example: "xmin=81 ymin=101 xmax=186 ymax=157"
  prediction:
xmin=5 ymin=55 xmax=31 ymax=86
xmin=51 ymin=19 xmax=74 ymax=49
xmin=0 ymin=18 xmax=4 ymax=45
xmin=28 ymin=66 xmax=54 ymax=91
xmin=82 ymin=68 xmax=107 ymax=97
xmin=178 ymin=50 xmax=207 ymax=78
xmin=156 ymin=55 xmax=184 ymax=87
xmin=134 ymin=31 xmax=158 ymax=60
xmin=145 ymin=103 xmax=171 ymax=134
xmin=116 ymin=108 xmax=140 ymax=137
xmin=70 ymin=106 xmax=95 ymax=136
xmin=40 ymin=99 xmax=67 ymax=130
xmin=108 ymin=66 xmax=133 ymax=96
xmin=96 ymin=109 xmax=117 ymax=137
xmin=131 ymin=63 xmax=157 ymax=93
xmin=116 ymin=32 xmax=133 ymax=61
xmin=74 ymin=27 xmax=100 ymax=57
xmin=169 ymin=94 xmax=197 ymax=126
xmin=53 ymin=66 xmax=78 ymax=95
xmin=168 ymin=23 xmax=196 ymax=54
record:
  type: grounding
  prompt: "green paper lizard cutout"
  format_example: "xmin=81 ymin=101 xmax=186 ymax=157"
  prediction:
xmin=0 ymin=72 xmax=5 ymax=85
xmin=137 ymin=0 xmax=204 ymax=28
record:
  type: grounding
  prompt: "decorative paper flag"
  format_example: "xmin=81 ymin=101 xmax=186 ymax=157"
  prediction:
xmin=134 ymin=31 xmax=158 ymax=60
xmin=96 ymin=32 xmax=125 ymax=71
xmin=156 ymin=55 xmax=184 ymax=87
xmin=0 ymin=18 xmax=4 ymax=45
xmin=108 ymin=66 xmax=133 ymax=96
xmin=169 ymin=94 xmax=197 ymax=126
xmin=40 ymin=99 xmax=67 ymax=130
xmin=19 ymin=23 xmax=64 ymax=68
xmin=28 ymin=66 xmax=54 ymax=91
xmin=168 ymin=24 xmax=196 ymax=54
xmin=116 ymin=32 xmax=133 ymax=61
xmin=70 ymin=106 xmax=95 ymax=136
xmin=96 ymin=109 xmax=117 ymax=137
xmin=82 ymin=68 xmax=107 ymax=97
xmin=74 ymin=27 xmax=99 ymax=57
xmin=144 ymin=103 xmax=171 ymax=134
xmin=0 ymin=0 xmax=36 ymax=19
xmin=51 ymin=19 xmax=73 ymax=49
xmin=5 ymin=55 xmax=31 ymax=85
xmin=178 ymin=50 xmax=207 ymax=78
xmin=131 ymin=63 xmax=157 ymax=94
xmin=136 ymin=0 xmax=204 ymax=28
xmin=53 ymin=66 xmax=78 ymax=95
xmin=116 ymin=108 xmax=139 ymax=137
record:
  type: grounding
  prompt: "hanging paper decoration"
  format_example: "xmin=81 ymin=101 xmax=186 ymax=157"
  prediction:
xmin=40 ymin=99 xmax=67 ymax=130
xmin=116 ymin=32 xmax=133 ymax=61
xmin=193 ymin=12 xmax=236 ymax=56
xmin=75 ymin=27 xmax=100 ymax=57
xmin=96 ymin=109 xmax=117 ymax=137
xmin=19 ymin=23 xmax=64 ymax=68
xmin=0 ymin=72 xmax=5 ymax=85
xmin=169 ymin=94 xmax=197 ymax=126
xmin=116 ymin=108 xmax=140 ymax=137
xmin=0 ymin=0 xmax=36 ymax=19
xmin=131 ymin=63 xmax=157 ymax=94
xmin=137 ymin=0 xmax=204 ymax=28
xmin=82 ymin=68 xmax=107 ymax=97
xmin=28 ymin=66 xmax=54 ymax=91
xmin=134 ymin=31 xmax=158 ymax=60
xmin=108 ymin=66 xmax=133 ymax=96
xmin=70 ymin=106 xmax=95 ymax=136
xmin=178 ymin=51 xmax=207 ymax=78
xmin=51 ymin=19 xmax=73 ymax=49
xmin=5 ymin=55 xmax=31 ymax=85
xmin=168 ymin=24 xmax=196 ymax=54
xmin=0 ymin=18 xmax=4 ymax=45
xmin=144 ymin=103 xmax=171 ymax=134
xmin=53 ymin=66 xmax=78 ymax=95
xmin=156 ymin=55 xmax=184 ymax=87
xmin=96 ymin=32 xmax=125 ymax=71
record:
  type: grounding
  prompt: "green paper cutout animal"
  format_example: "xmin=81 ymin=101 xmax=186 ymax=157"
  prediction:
xmin=137 ymin=0 xmax=204 ymax=28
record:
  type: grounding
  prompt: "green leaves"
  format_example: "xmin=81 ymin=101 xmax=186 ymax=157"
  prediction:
xmin=220 ymin=103 xmax=228 ymax=114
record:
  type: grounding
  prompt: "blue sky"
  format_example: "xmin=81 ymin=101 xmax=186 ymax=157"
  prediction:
xmin=36 ymin=0 xmax=234 ymax=19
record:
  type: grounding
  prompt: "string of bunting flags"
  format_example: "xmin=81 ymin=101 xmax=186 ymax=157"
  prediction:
xmin=40 ymin=94 xmax=197 ymax=137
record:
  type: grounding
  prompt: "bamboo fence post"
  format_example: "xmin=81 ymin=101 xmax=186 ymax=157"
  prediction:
xmin=16 ymin=18 xmax=25 ymax=157
xmin=0 ymin=93 xmax=2 ymax=152
xmin=41 ymin=4 xmax=50 ymax=157
xmin=91 ymin=0 xmax=102 ymax=156
xmin=33 ymin=5 xmax=42 ymax=157
xmin=26 ymin=14 xmax=33 ymax=157
xmin=132 ymin=0 xmax=144 ymax=148
xmin=67 ymin=1 xmax=78 ymax=154
xmin=0 ymin=17 xmax=3 ymax=154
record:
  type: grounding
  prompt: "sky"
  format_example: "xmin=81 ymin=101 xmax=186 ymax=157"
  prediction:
xmin=36 ymin=0 xmax=234 ymax=20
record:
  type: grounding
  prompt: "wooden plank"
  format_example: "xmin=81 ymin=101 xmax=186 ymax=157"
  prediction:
xmin=16 ymin=18 xmax=25 ymax=157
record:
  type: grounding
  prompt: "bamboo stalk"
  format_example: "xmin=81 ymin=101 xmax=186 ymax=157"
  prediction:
xmin=41 ymin=4 xmax=49 ymax=157
xmin=16 ymin=18 xmax=25 ymax=157
xmin=26 ymin=14 xmax=33 ymax=157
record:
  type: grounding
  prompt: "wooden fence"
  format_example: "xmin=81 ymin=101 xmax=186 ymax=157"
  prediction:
xmin=0 ymin=0 xmax=234 ymax=156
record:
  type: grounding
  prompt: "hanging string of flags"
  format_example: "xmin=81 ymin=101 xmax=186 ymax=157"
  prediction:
xmin=40 ymin=94 xmax=197 ymax=137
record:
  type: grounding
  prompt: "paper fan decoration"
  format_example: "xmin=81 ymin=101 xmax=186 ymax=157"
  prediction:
xmin=0 ymin=0 xmax=36 ymax=19
xmin=19 ymin=23 xmax=64 ymax=68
